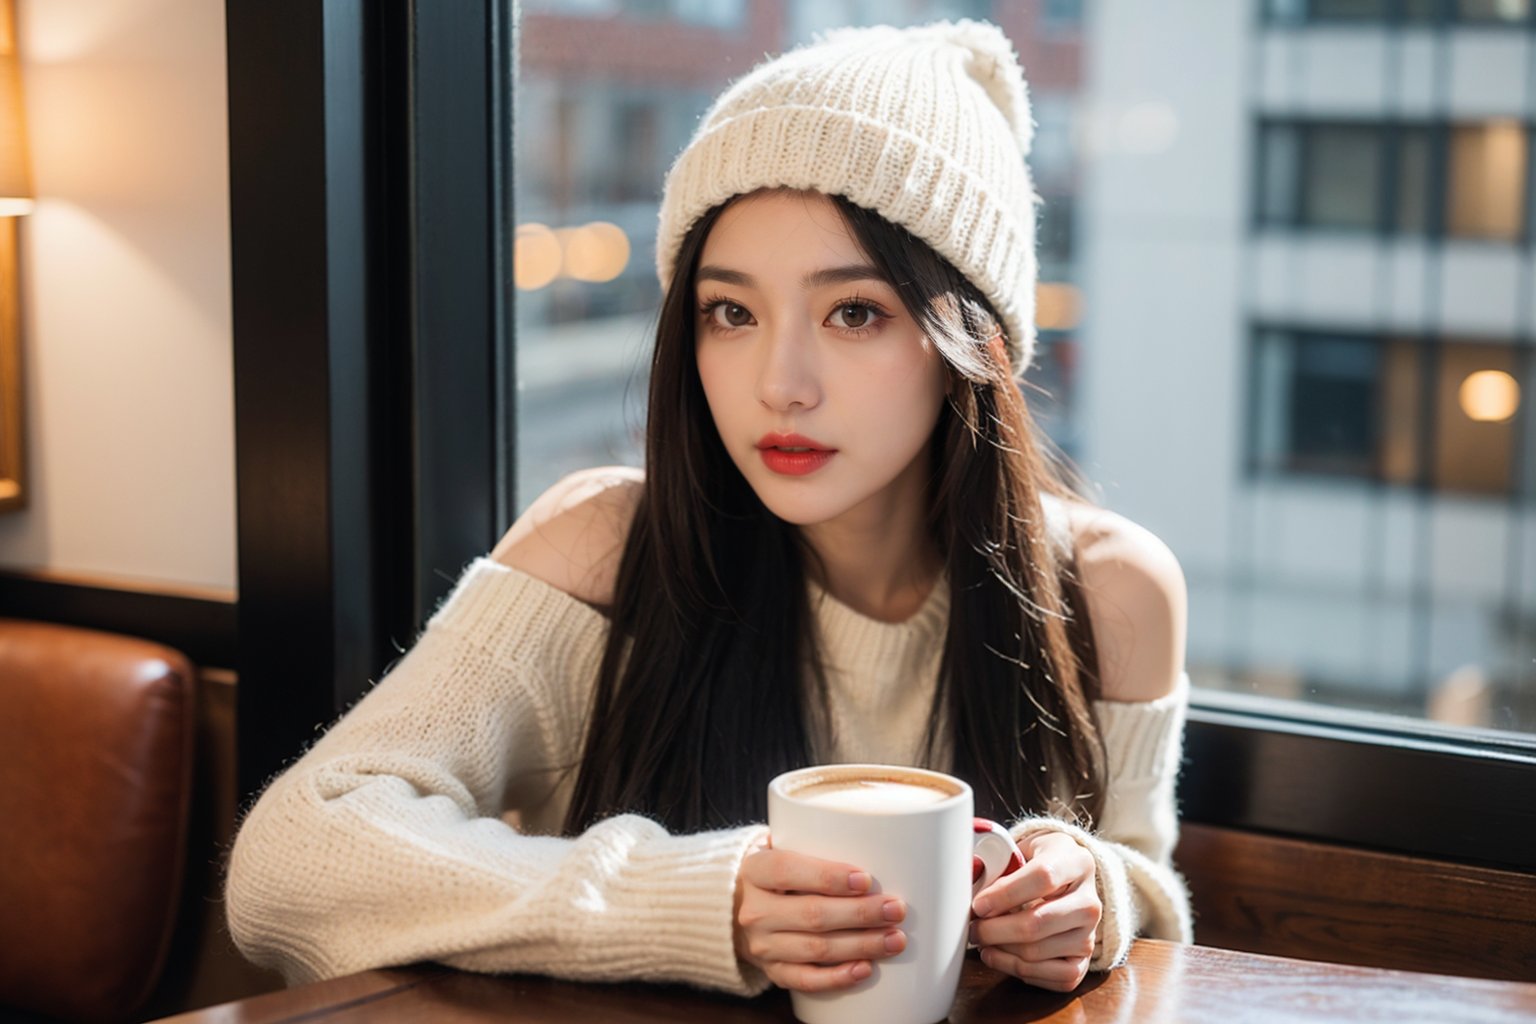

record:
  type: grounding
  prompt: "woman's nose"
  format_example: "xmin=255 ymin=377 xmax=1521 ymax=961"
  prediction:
xmin=755 ymin=321 xmax=821 ymax=412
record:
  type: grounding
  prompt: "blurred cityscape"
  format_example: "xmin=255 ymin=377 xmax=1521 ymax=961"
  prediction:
xmin=513 ymin=0 xmax=1536 ymax=734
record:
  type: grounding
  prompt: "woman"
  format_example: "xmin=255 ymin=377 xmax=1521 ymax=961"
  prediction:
xmin=226 ymin=19 xmax=1192 ymax=998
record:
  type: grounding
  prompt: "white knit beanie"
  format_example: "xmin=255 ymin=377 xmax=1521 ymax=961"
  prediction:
xmin=655 ymin=19 xmax=1041 ymax=376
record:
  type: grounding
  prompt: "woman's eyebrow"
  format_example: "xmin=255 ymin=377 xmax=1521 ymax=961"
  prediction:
xmin=695 ymin=263 xmax=888 ymax=289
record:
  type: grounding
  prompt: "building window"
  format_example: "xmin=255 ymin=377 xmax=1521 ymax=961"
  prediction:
xmin=1265 ymin=0 xmax=1533 ymax=22
xmin=522 ymin=0 xmax=745 ymax=25
xmin=1432 ymin=342 xmax=1524 ymax=494
xmin=1447 ymin=121 xmax=1528 ymax=242
xmin=1042 ymin=0 xmax=1084 ymax=30
xmin=1312 ymin=0 xmax=1390 ymax=18
xmin=1302 ymin=125 xmax=1383 ymax=230
xmin=1394 ymin=126 xmax=1433 ymax=234
xmin=1251 ymin=328 xmax=1527 ymax=497
xmin=1253 ymin=331 xmax=1393 ymax=477
xmin=1455 ymin=0 xmax=1532 ymax=21
xmin=1259 ymin=119 xmax=1530 ymax=240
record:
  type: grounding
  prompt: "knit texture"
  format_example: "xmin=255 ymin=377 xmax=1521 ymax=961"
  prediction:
xmin=225 ymin=505 xmax=1192 ymax=991
xmin=655 ymin=19 xmax=1042 ymax=376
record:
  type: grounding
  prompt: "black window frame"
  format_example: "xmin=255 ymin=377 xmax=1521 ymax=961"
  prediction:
xmin=227 ymin=0 xmax=515 ymax=802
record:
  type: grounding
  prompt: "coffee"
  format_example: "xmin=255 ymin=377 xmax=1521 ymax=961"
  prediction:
xmin=789 ymin=772 xmax=957 ymax=814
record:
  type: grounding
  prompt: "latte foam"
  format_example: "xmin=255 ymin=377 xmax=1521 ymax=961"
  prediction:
xmin=793 ymin=777 xmax=952 ymax=813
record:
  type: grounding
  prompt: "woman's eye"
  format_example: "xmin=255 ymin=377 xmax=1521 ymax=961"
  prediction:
xmin=707 ymin=303 xmax=753 ymax=329
xmin=830 ymin=303 xmax=878 ymax=330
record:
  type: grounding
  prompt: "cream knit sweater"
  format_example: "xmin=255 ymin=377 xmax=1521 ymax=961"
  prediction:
xmin=226 ymin=557 xmax=1193 ymax=992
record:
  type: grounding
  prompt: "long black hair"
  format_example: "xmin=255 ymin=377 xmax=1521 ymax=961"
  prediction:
xmin=563 ymin=190 xmax=1105 ymax=834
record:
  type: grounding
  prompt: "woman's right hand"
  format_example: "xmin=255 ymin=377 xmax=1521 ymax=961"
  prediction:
xmin=734 ymin=837 xmax=908 ymax=991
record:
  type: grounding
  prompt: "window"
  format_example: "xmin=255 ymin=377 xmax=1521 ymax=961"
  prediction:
xmin=515 ymin=0 xmax=1056 ymax=507
xmin=1259 ymin=119 xmax=1531 ymax=240
xmin=1455 ymin=0 xmax=1532 ymax=21
xmin=1257 ymin=332 xmax=1384 ymax=477
xmin=1251 ymin=328 xmax=1526 ymax=498
xmin=1265 ymin=0 xmax=1533 ymax=22
xmin=506 ymin=0 xmax=1536 ymax=869
xmin=1447 ymin=122 xmax=1528 ymax=241
xmin=1312 ymin=0 xmax=1389 ymax=18
xmin=522 ymin=0 xmax=745 ymax=23
xmin=1258 ymin=123 xmax=1301 ymax=224
xmin=1394 ymin=127 xmax=1433 ymax=234
xmin=1302 ymin=125 xmax=1382 ymax=230
xmin=1042 ymin=0 xmax=1084 ymax=31
xmin=1431 ymin=343 xmax=1524 ymax=494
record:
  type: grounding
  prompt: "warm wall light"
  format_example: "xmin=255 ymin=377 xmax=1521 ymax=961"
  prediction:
xmin=1458 ymin=369 xmax=1520 ymax=423
xmin=0 ymin=0 xmax=31 ymax=513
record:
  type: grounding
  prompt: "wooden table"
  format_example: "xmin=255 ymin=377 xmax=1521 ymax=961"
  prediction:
xmin=154 ymin=940 xmax=1536 ymax=1023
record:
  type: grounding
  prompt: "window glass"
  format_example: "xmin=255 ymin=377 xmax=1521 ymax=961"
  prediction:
xmin=1252 ymin=330 xmax=1525 ymax=497
xmin=1043 ymin=0 xmax=1084 ymax=29
xmin=1271 ymin=333 xmax=1381 ymax=476
xmin=1432 ymin=343 xmax=1521 ymax=495
xmin=1259 ymin=123 xmax=1300 ymax=225
xmin=1303 ymin=125 xmax=1382 ymax=230
xmin=1447 ymin=121 xmax=1527 ymax=241
xmin=1264 ymin=0 xmax=1307 ymax=21
xmin=514 ymin=1 xmax=1536 ymax=735
xmin=1394 ymin=127 xmax=1432 ymax=234
xmin=1522 ymin=349 xmax=1536 ymax=499
xmin=515 ymin=0 xmax=1024 ymax=504
xmin=1312 ymin=0 xmax=1388 ymax=17
xmin=1379 ymin=338 xmax=1422 ymax=485
xmin=1456 ymin=0 xmax=1530 ymax=20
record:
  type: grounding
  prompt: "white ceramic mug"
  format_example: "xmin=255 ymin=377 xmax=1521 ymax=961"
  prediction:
xmin=766 ymin=764 xmax=1023 ymax=1024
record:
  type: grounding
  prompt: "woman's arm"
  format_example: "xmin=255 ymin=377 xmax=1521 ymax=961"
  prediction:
xmin=225 ymin=469 xmax=772 ymax=994
xmin=973 ymin=505 xmax=1192 ymax=986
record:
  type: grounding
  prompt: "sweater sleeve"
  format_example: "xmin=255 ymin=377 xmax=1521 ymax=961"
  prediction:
xmin=224 ymin=558 xmax=770 ymax=994
xmin=1006 ymin=672 xmax=1193 ymax=971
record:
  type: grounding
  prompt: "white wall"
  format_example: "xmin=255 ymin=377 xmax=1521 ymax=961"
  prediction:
xmin=0 ymin=0 xmax=235 ymax=593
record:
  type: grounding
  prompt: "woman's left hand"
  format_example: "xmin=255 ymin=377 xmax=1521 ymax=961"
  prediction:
xmin=969 ymin=830 xmax=1101 ymax=992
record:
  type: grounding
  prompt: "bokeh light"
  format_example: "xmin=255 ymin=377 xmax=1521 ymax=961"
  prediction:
xmin=561 ymin=221 xmax=630 ymax=283
xmin=1458 ymin=369 xmax=1520 ymax=423
xmin=514 ymin=223 xmax=561 ymax=290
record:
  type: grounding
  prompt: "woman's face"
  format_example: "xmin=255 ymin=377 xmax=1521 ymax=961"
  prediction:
xmin=693 ymin=191 xmax=948 ymax=528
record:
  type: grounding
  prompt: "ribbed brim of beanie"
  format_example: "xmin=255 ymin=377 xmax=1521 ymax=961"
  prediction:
xmin=655 ymin=19 xmax=1041 ymax=377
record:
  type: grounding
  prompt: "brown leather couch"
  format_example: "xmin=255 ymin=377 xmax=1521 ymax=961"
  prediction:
xmin=0 ymin=620 xmax=196 ymax=1024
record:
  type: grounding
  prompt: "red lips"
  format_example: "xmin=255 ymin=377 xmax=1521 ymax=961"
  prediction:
xmin=755 ymin=432 xmax=836 ymax=452
xmin=756 ymin=433 xmax=838 ymax=477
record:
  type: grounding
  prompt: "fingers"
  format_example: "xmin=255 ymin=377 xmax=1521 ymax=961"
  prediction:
xmin=742 ymin=848 xmax=875 ymax=896
xmin=742 ymin=889 xmax=906 ymax=935
xmin=969 ymin=887 xmax=1100 ymax=948
xmin=736 ymin=847 xmax=909 ymax=995
xmin=985 ymin=928 xmax=1096 ymax=964
xmin=973 ymin=834 xmax=1094 ymax=916
xmin=979 ymin=947 xmax=1091 ymax=993
xmin=742 ymin=925 xmax=907 ymax=966
xmin=762 ymin=958 xmax=873 ymax=993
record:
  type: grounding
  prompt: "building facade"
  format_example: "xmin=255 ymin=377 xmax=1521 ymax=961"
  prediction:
xmin=1081 ymin=0 xmax=1535 ymax=728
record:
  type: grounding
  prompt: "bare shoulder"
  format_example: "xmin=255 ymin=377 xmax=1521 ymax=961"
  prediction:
xmin=1059 ymin=500 xmax=1187 ymax=703
xmin=490 ymin=465 xmax=644 ymax=611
